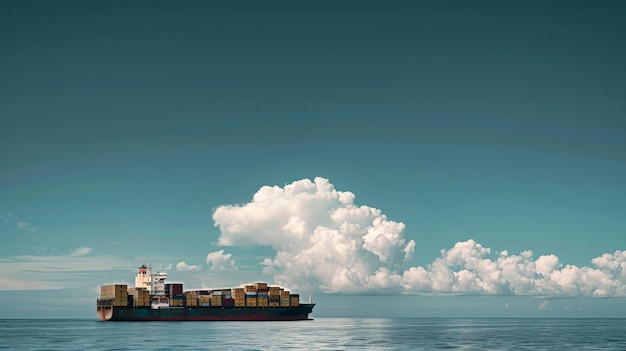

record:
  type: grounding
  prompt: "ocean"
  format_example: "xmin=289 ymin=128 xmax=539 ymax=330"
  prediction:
xmin=1 ymin=318 xmax=625 ymax=350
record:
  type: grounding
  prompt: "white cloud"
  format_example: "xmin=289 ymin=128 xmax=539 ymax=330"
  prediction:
xmin=2 ymin=213 xmax=36 ymax=232
xmin=1 ymin=212 xmax=15 ymax=224
xmin=212 ymin=177 xmax=626 ymax=297
xmin=17 ymin=222 xmax=37 ymax=232
xmin=205 ymin=250 xmax=236 ymax=271
xmin=66 ymin=247 xmax=92 ymax=257
xmin=176 ymin=261 xmax=202 ymax=271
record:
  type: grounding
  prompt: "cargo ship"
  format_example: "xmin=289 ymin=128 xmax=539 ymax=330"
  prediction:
xmin=97 ymin=264 xmax=315 ymax=321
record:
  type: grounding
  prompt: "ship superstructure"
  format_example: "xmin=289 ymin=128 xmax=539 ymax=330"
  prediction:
xmin=97 ymin=264 xmax=315 ymax=321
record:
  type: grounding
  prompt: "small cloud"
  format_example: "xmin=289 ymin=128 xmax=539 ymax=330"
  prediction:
xmin=35 ymin=246 xmax=52 ymax=254
xmin=165 ymin=263 xmax=173 ymax=270
xmin=504 ymin=303 xmax=510 ymax=309
xmin=206 ymin=250 xmax=236 ymax=271
xmin=537 ymin=300 xmax=554 ymax=311
xmin=66 ymin=247 xmax=92 ymax=257
xmin=2 ymin=212 xmax=15 ymax=224
xmin=17 ymin=221 xmax=37 ymax=232
xmin=565 ymin=305 xmax=583 ymax=311
xmin=176 ymin=261 xmax=202 ymax=271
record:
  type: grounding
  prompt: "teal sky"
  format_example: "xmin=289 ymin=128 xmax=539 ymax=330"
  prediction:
xmin=1 ymin=0 xmax=625 ymax=318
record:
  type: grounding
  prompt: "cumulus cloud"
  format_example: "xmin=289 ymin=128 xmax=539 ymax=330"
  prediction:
xmin=176 ymin=261 xmax=202 ymax=271
xmin=206 ymin=250 xmax=236 ymax=271
xmin=212 ymin=177 xmax=626 ymax=297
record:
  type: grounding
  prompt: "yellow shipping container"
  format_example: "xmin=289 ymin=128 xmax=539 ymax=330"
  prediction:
xmin=113 ymin=297 xmax=128 ymax=307
xmin=170 ymin=299 xmax=184 ymax=307
xmin=100 ymin=284 xmax=128 ymax=299
xmin=136 ymin=299 xmax=150 ymax=307
xmin=198 ymin=295 xmax=210 ymax=304
xmin=246 ymin=297 xmax=257 ymax=307
xmin=258 ymin=297 xmax=268 ymax=307
xmin=269 ymin=302 xmax=280 ymax=307
xmin=254 ymin=282 xmax=267 ymax=290
xmin=290 ymin=294 xmax=300 ymax=307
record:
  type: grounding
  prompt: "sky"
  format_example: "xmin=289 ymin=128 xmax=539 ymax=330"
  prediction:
xmin=1 ymin=0 xmax=625 ymax=318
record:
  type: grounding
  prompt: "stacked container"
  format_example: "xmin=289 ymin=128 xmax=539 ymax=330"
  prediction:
xmin=254 ymin=282 xmax=267 ymax=290
xmin=280 ymin=290 xmax=291 ymax=307
xmin=210 ymin=291 xmax=222 ymax=307
xmin=198 ymin=295 xmax=210 ymax=307
xmin=170 ymin=295 xmax=184 ymax=307
xmin=165 ymin=283 xmax=183 ymax=298
xmin=245 ymin=291 xmax=257 ymax=307
xmin=268 ymin=286 xmax=280 ymax=307
xmin=185 ymin=292 xmax=198 ymax=307
xmin=100 ymin=284 xmax=128 ymax=307
xmin=127 ymin=287 xmax=150 ymax=307
xmin=290 ymin=294 xmax=300 ymax=307
xmin=257 ymin=292 xmax=269 ymax=307
xmin=232 ymin=288 xmax=245 ymax=307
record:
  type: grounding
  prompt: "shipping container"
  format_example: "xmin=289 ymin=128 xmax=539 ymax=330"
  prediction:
xmin=290 ymin=294 xmax=300 ymax=307
xmin=254 ymin=282 xmax=267 ymax=290
xmin=165 ymin=283 xmax=184 ymax=297
xmin=246 ymin=296 xmax=257 ymax=307
xmin=100 ymin=284 xmax=128 ymax=299
xmin=198 ymin=295 xmax=210 ymax=306
xmin=186 ymin=295 xmax=198 ymax=307
xmin=170 ymin=299 xmax=184 ymax=307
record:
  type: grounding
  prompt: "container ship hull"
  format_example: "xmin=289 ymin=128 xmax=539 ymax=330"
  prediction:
xmin=97 ymin=304 xmax=315 ymax=321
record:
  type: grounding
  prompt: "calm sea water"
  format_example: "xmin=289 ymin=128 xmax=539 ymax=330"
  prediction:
xmin=1 ymin=318 xmax=625 ymax=350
